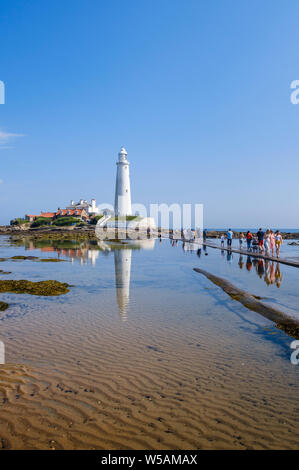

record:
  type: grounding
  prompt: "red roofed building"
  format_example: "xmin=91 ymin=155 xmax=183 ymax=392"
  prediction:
xmin=25 ymin=203 xmax=91 ymax=223
xmin=55 ymin=208 xmax=89 ymax=220
xmin=39 ymin=212 xmax=56 ymax=218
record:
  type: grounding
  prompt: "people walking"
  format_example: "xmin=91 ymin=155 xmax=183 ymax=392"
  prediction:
xmin=246 ymin=230 xmax=253 ymax=251
xmin=275 ymin=230 xmax=283 ymax=257
xmin=239 ymin=232 xmax=245 ymax=250
xmin=269 ymin=230 xmax=275 ymax=257
xmin=264 ymin=230 xmax=271 ymax=255
xmin=257 ymin=228 xmax=265 ymax=252
xmin=220 ymin=234 xmax=225 ymax=247
xmin=227 ymin=228 xmax=233 ymax=247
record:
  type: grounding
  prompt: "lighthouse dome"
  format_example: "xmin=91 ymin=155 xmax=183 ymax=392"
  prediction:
xmin=119 ymin=146 xmax=127 ymax=155
xmin=118 ymin=146 xmax=128 ymax=162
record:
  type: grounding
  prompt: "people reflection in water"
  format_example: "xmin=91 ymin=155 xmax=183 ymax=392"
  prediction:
xmin=264 ymin=260 xmax=283 ymax=287
xmin=226 ymin=250 xmax=233 ymax=263
xmin=257 ymin=259 xmax=265 ymax=278
xmin=275 ymin=264 xmax=283 ymax=287
xmin=246 ymin=256 xmax=253 ymax=271
xmin=240 ymin=255 xmax=283 ymax=287
xmin=238 ymin=255 xmax=244 ymax=269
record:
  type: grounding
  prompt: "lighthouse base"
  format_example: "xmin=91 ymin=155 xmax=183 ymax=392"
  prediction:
xmin=95 ymin=216 xmax=156 ymax=241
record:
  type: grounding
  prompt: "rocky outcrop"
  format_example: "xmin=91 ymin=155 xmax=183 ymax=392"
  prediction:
xmin=194 ymin=267 xmax=299 ymax=339
xmin=0 ymin=280 xmax=71 ymax=296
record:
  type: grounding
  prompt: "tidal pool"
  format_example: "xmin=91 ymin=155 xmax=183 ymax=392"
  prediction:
xmin=0 ymin=235 xmax=298 ymax=450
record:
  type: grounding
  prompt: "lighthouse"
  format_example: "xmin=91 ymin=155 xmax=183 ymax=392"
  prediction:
xmin=114 ymin=147 xmax=132 ymax=216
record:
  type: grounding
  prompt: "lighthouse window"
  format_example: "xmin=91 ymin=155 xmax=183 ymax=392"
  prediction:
xmin=126 ymin=189 xmax=128 ymax=192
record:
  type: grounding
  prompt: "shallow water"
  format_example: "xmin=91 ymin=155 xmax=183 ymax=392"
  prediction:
xmin=0 ymin=235 xmax=298 ymax=450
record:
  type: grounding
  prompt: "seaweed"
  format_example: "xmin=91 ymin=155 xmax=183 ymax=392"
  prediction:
xmin=194 ymin=267 xmax=299 ymax=340
xmin=276 ymin=323 xmax=299 ymax=340
xmin=0 ymin=301 xmax=9 ymax=311
xmin=39 ymin=258 xmax=67 ymax=262
xmin=0 ymin=280 xmax=70 ymax=296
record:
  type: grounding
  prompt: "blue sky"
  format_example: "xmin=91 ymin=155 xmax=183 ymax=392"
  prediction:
xmin=0 ymin=0 xmax=299 ymax=227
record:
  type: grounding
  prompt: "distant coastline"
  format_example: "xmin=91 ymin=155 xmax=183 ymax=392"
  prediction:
xmin=0 ymin=225 xmax=299 ymax=240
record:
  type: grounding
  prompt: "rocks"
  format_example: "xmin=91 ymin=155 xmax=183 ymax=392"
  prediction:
xmin=0 ymin=301 xmax=9 ymax=311
xmin=276 ymin=323 xmax=299 ymax=339
xmin=0 ymin=280 xmax=71 ymax=296
xmin=193 ymin=267 xmax=299 ymax=339
xmin=39 ymin=258 xmax=67 ymax=262
xmin=0 ymin=256 xmax=66 ymax=263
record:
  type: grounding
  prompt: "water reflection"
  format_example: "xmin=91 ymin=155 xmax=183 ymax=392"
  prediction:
xmin=178 ymin=240 xmax=285 ymax=289
xmin=23 ymin=237 xmax=156 ymax=319
xmin=245 ymin=256 xmax=283 ymax=287
xmin=114 ymin=249 xmax=131 ymax=320
xmin=113 ymin=239 xmax=156 ymax=320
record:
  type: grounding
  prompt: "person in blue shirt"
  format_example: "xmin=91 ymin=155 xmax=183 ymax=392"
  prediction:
xmin=256 ymin=228 xmax=265 ymax=252
xmin=227 ymin=229 xmax=233 ymax=247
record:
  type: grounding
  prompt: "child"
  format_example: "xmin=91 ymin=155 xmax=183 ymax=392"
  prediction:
xmin=239 ymin=232 xmax=244 ymax=250
xmin=220 ymin=234 xmax=225 ymax=247
xmin=252 ymin=237 xmax=259 ymax=252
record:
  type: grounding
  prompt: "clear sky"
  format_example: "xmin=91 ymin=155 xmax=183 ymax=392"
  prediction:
xmin=0 ymin=0 xmax=299 ymax=227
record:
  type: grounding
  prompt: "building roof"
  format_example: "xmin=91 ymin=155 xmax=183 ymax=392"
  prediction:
xmin=39 ymin=212 xmax=56 ymax=218
xmin=56 ymin=209 xmax=86 ymax=216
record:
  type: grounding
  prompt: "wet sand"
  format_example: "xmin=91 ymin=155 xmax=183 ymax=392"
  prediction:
xmin=1 ymin=295 xmax=298 ymax=450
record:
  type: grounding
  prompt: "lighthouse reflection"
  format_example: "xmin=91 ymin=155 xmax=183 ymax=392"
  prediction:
xmin=114 ymin=249 xmax=131 ymax=320
xmin=23 ymin=236 xmax=156 ymax=320
xmin=114 ymin=239 xmax=156 ymax=320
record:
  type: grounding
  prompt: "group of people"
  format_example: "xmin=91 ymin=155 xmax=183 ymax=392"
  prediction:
xmin=221 ymin=228 xmax=283 ymax=257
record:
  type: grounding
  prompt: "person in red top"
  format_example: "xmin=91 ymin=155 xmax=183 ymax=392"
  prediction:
xmin=246 ymin=231 xmax=253 ymax=251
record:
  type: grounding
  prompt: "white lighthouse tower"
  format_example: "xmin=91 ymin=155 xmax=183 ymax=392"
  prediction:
xmin=114 ymin=147 xmax=132 ymax=216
